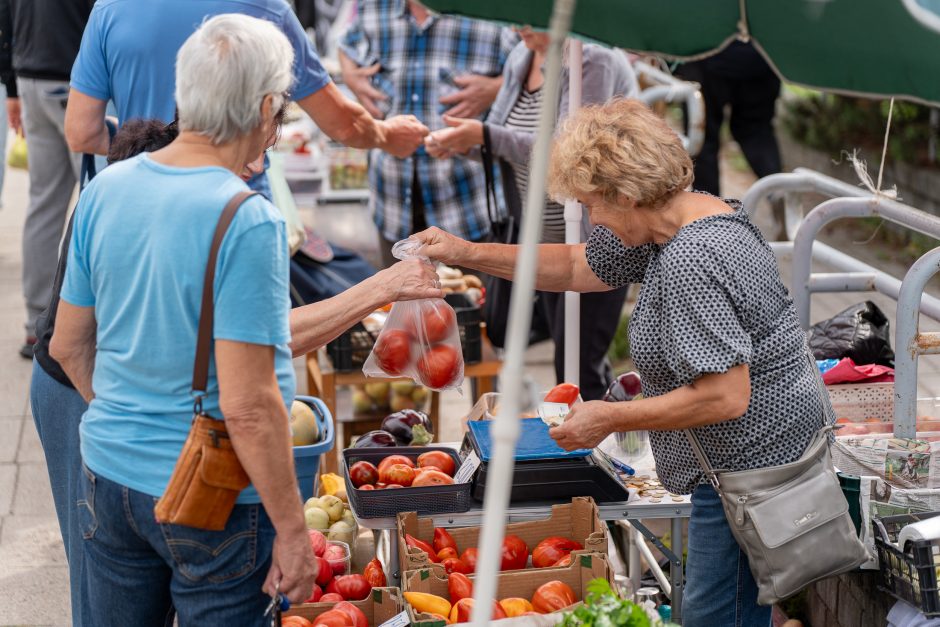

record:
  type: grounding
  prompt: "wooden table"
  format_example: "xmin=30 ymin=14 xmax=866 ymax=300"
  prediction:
xmin=306 ymin=335 xmax=502 ymax=474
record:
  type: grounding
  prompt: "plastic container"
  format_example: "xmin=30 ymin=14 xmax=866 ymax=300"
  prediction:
xmin=323 ymin=540 xmax=352 ymax=577
xmin=292 ymin=396 xmax=335 ymax=500
xmin=873 ymin=510 xmax=940 ymax=615
xmin=343 ymin=446 xmax=472 ymax=518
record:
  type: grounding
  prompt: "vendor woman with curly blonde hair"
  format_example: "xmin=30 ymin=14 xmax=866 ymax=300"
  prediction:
xmin=413 ymin=98 xmax=832 ymax=626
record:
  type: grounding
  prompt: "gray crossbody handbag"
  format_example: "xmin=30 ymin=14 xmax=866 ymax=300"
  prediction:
xmin=684 ymin=356 xmax=870 ymax=605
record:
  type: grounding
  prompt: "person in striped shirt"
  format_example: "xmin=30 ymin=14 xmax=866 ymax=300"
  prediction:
xmin=424 ymin=27 xmax=638 ymax=400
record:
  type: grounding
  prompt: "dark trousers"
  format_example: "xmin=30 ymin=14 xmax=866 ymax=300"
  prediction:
xmin=538 ymin=286 xmax=628 ymax=401
xmin=680 ymin=44 xmax=782 ymax=196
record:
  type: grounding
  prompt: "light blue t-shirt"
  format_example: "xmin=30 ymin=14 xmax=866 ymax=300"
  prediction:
xmin=71 ymin=0 xmax=331 ymax=124
xmin=61 ymin=154 xmax=296 ymax=504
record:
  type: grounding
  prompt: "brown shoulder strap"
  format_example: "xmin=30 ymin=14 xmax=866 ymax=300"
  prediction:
xmin=192 ymin=191 xmax=259 ymax=406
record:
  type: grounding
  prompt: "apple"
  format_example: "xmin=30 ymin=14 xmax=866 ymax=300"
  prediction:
xmin=324 ymin=543 xmax=349 ymax=576
xmin=304 ymin=507 xmax=330 ymax=531
xmin=307 ymin=529 xmax=327 ymax=557
xmin=318 ymin=495 xmax=345 ymax=522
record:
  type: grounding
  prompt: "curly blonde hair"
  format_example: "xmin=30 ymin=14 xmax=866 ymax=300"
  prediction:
xmin=547 ymin=98 xmax=693 ymax=208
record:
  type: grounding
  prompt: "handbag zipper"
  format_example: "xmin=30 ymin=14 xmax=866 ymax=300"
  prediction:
xmin=736 ymin=495 xmax=748 ymax=525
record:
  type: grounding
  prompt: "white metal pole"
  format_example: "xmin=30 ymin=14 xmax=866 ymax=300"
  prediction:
xmin=469 ymin=0 xmax=577 ymax=624
xmin=562 ymin=39 xmax=583 ymax=386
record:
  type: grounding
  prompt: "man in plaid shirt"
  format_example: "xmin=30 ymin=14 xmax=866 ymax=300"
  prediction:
xmin=340 ymin=0 xmax=517 ymax=266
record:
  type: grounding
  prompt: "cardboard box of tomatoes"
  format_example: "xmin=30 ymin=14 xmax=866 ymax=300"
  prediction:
xmin=396 ymin=497 xmax=608 ymax=573
xmin=283 ymin=587 xmax=404 ymax=626
xmin=401 ymin=552 xmax=617 ymax=626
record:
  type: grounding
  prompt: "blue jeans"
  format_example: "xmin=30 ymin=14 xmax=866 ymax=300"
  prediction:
xmin=29 ymin=360 xmax=89 ymax=626
xmin=78 ymin=465 xmax=276 ymax=626
xmin=683 ymin=485 xmax=772 ymax=627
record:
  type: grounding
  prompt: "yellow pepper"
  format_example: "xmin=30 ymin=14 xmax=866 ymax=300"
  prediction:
xmin=404 ymin=591 xmax=452 ymax=618
xmin=499 ymin=597 xmax=534 ymax=617
xmin=319 ymin=473 xmax=344 ymax=497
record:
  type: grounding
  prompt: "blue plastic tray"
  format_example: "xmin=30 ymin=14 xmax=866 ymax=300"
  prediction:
xmin=468 ymin=418 xmax=593 ymax=462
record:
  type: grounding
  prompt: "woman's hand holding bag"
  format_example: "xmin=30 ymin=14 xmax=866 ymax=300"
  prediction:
xmin=363 ymin=238 xmax=465 ymax=392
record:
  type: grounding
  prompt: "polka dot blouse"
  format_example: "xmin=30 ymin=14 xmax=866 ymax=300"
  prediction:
xmin=585 ymin=200 xmax=834 ymax=494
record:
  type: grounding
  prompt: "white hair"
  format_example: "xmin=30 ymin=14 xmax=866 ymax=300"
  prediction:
xmin=175 ymin=14 xmax=295 ymax=144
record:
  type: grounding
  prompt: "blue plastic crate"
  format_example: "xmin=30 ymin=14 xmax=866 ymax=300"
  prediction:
xmin=292 ymin=395 xmax=335 ymax=501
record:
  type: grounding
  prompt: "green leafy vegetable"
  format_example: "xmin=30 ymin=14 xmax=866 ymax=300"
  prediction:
xmin=559 ymin=579 xmax=653 ymax=627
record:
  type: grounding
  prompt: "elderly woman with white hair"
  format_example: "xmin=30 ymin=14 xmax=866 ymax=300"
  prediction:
xmin=49 ymin=15 xmax=350 ymax=623
xmin=413 ymin=98 xmax=834 ymax=626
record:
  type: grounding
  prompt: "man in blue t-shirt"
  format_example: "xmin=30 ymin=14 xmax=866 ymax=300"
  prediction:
xmin=64 ymin=0 xmax=428 ymax=163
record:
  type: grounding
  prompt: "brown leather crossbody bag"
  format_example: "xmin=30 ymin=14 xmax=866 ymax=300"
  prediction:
xmin=154 ymin=191 xmax=258 ymax=530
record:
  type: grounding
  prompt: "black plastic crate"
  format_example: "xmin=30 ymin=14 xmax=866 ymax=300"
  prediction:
xmin=446 ymin=293 xmax=482 ymax=365
xmin=328 ymin=297 xmax=482 ymax=372
xmin=326 ymin=322 xmax=377 ymax=373
xmin=343 ymin=446 xmax=472 ymax=518
xmin=873 ymin=510 xmax=940 ymax=615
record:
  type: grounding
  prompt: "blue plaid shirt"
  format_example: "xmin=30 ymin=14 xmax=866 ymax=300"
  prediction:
xmin=341 ymin=0 xmax=517 ymax=242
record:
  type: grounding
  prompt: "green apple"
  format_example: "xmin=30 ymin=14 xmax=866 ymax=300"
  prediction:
xmin=305 ymin=507 xmax=330 ymax=531
xmin=363 ymin=382 xmax=390 ymax=402
xmin=390 ymin=380 xmax=417 ymax=395
xmin=318 ymin=495 xmax=345 ymax=522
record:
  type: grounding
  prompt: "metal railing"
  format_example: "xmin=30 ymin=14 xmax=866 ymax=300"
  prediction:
xmin=634 ymin=60 xmax=704 ymax=157
xmin=742 ymin=169 xmax=940 ymax=328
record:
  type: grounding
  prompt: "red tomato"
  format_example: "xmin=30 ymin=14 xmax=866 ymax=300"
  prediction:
xmin=319 ymin=593 xmax=344 ymax=603
xmin=553 ymin=554 xmax=573 ymax=567
xmin=325 ymin=575 xmax=372 ymax=601
xmin=437 ymin=547 xmax=459 ymax=561
xmin=417 ymin=344 xmax=461 ymax=389
xmin=363 ymin=558 xmax=387 ymax=588
xmin=413 ymin=300 xmax=456 ymax=343
xmin=373 ymin=329 xmax=412 ymax=375
xmin=419 ymin=451 xmax=457 ymax=477
xmin=433 ymin=527 xmax=458 ymax=553
xmin=411 ymin=469 xmax=454 ymax=486
xmin=377 ymin=455 xmax=415 ymax=473
xmin=441 ymin=557 xmax=471 ymax=575
xmin=379 ymin=463 xmax=415 ymax=486
xmin=333 ymin=601 xmax=368 ymax=627
xmin=532 ymin=537 xmax=584 ymax=568
xmin=405 ymin=534 xmax=439 ymax=562
xmin=501 ymin=534 xmax=529 ymax=571
xmin=531 ymin=580 xmax=576 ymax=613
xmin=544 ymin=383 xmax=580 ymax=407
xmin=310 ymin=609 xmax=352 ymax=627
xmin=348 ymin=461 xmax=378 ymax=488
xmin=460 ymin=548 xmax=478 ymax=572
xmin=447 ymin=572 xmax=474 ymax=604
xmin=449 ymin=598 xmax=507 ymax=623
xmin=314 ymin=556 xmax=332 ymax=587
xmin=282 ymin=618 xmax=314 ymax=627
xmin=303 ymin=583 xmax=322 ymax=603
xmin=382 ymin=484 xmax=402 ymax=489
xmin=358 ymin=484 xmax=375 ymax=490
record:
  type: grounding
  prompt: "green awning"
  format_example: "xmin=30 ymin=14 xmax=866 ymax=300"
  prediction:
xmin=422 ymin=0 xmax=940 ymax=106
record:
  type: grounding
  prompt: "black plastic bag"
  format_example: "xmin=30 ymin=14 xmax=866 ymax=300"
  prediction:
xmin=808 ymin=301 xmax=895 ymax=367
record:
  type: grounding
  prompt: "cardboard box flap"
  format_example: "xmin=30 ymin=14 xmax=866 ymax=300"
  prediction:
xmin=286 ymin=586 xmax=403 ymax=625
xmin=397 ymin=497 xmax=608 ymax=571
xmin=402 ymin=553 xmax=615 ymax=626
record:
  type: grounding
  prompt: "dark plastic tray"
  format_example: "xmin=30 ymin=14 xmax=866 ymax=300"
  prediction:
xmin=460 ymin=433 xmax=631 ymax=504
xmin=874 ymin=511 xmax=940 ymax=616
xmin=343 ymin=446 xmax=472 ymax=518
xmin=326 ymin=321 xmax=377 ymax=373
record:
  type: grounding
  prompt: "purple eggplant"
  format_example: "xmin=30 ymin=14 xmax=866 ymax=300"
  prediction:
xmin=603 ymin=371 xmax=644 ymax=402
xmin=380 ymin=409 xmax=434 ymax=446
xmin=351 ymin=430 xmax=399 ymax=448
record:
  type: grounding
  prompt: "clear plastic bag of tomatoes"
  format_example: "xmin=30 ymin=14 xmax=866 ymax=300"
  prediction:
xmin=362 ymin=240 xmax=465 ymax=392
